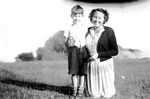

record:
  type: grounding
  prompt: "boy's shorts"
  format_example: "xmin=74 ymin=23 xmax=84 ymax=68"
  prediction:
xmin=68 ymin=46 xmax=87 ymax=75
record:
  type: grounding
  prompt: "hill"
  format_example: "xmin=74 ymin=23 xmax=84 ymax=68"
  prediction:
xmin=115 ymin=45 xmax=143 ymax=59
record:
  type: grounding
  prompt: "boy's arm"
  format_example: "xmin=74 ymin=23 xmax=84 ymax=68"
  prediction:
xmin=63 ymin=29 xmax=69 ymax=49
xmin=64 ymin=37 xmax=68 ymax=43
xmin=64 ymin=37 xmax=68 ymax=48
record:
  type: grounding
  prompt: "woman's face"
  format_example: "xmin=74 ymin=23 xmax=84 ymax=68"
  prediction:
xmin=91 ymin=11 xmax=105 ymax=28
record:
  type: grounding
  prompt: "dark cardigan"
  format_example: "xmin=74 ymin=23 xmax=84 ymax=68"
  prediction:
xmin=86 ymin=26 xmax=119 ymax=62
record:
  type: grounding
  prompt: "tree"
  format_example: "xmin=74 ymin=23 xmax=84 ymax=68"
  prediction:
xmin=44 ymin=30 xmax=67 ymax=53
xmin=35 ymin=30 xmax=67 ymax=60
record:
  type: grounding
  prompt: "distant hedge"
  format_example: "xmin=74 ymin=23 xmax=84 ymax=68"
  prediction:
xmin=16 ymin=52 xmax=34 ymax=61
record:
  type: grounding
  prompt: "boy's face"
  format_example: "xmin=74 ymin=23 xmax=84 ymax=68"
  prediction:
xmin=71 ymin=13 xmax=83 ymax=24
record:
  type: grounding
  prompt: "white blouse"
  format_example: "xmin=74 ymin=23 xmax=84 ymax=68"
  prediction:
xmin=85 ymin=26 xmax=104 ymax=56
xmin=64 ymin=24 xmax=87 ymax=48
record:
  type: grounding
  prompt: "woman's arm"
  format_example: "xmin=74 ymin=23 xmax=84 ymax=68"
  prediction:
xmin=98 ymin=27 xmax=118 ymax=57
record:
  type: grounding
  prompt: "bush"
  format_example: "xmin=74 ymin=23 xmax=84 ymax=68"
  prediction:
xmin=36 ymin=47 xmax=43 ymax=60
xmin=16 ymin=52 xmax=35 ymax=61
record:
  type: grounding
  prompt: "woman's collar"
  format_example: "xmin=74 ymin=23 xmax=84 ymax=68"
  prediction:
xmin=89 ymin=26 xmax=105 ymax=37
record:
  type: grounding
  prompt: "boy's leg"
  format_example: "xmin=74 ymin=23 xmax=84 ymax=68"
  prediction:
xmin=77 ymin=75 xmax=85 ymax=97
xmin=72 ymin=74 xmax=78 ymax=96
xmin=78 ymin=75 xmax=85 ymax=88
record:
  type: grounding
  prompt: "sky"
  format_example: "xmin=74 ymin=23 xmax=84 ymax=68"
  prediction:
xmin=0 ymin=0 xmax=150 ymax=62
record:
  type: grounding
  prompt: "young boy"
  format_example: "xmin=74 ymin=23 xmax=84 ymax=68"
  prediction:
xmin=64 ymin=5 xmax=87 ymax=97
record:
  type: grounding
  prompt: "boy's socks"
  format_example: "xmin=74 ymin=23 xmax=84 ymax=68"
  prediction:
xmin=72 ymin=87 xmax=77 ymax=96
xmin=77 ymin=87 xmax=84 ymax=97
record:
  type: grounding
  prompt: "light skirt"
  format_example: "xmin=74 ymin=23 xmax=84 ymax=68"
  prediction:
xmin=86 ymin=58 xmax=115 ymax=98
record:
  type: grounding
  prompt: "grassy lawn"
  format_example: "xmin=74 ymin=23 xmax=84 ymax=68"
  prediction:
xmin=0 ymin=59 xmax=150 ymax=99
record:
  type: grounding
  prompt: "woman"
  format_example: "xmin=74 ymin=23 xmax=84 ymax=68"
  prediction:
xmin=85 ymin=8 xmax=118 ymax=99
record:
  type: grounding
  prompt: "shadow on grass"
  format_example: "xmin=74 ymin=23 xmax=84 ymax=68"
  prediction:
xmin=0 ymin=78 xmax=72 ymax=96
xmin=0 ymin=68 xmax=72 ymax=96
xmin=0 ymin=67 xmax=73 ymax=96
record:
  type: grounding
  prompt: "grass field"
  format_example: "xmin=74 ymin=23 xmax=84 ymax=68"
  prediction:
xmin=0 ymin=58 xmax=150 ymax=99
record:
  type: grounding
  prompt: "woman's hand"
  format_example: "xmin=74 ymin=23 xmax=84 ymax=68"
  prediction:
xmin=89 ymin=53 xmax=98 ymax=61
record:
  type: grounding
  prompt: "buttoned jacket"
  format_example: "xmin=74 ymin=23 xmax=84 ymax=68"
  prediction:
xmin=86 ymin=26 xmax=118 ymax=62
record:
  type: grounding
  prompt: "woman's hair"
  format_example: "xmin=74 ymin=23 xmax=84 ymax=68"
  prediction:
xmin=71 ymin=5 xmax=84 ymax=15
xmin=89 ymin=8 xmax=109 ymax=24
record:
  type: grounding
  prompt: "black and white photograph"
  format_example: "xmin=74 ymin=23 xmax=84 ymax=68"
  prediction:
xmin=0 ymin=0 xmax=150 ymax=99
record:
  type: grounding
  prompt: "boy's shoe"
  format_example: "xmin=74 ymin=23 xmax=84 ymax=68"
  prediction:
xmin=72 ymin=87 xmax=77 ymax=96
xmin=77 ymin=87 xmax=84 ymax=97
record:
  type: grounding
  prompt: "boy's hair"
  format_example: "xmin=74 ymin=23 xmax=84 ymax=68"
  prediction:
xmin=71 ymin=5 xmax=84 ymax=15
